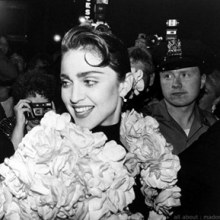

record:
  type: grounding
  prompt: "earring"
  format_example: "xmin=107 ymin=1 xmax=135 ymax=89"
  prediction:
xmin=123 ymin=97 xmax=127 ymax=102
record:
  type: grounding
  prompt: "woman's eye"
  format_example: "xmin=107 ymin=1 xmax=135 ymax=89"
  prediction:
xmin=84 ymin=79 xmax=97 ymax=87
xmin=61 ymin=80 xmax=70 ymax=88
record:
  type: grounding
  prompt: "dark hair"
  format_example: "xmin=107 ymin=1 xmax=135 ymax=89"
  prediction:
xmin=61 ymin=25 xmax=130 ymax=81
xmin=128 ymin=46 xmax=154 ymax=82
xmin=12 ymin=69 xmax=56 ymax=105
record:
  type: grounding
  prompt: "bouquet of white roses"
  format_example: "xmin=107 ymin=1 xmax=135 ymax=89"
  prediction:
xmin=120 ymin=110 xmax=181 ymax=220
xmin=0 ymin=110 xmax=181 ymax=220
xmin=0 ymin=111 xmax=137 ymax=220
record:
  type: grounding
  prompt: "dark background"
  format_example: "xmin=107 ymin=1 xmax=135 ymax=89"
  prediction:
xmin=1 ymin=0 xmax=220 ymax=58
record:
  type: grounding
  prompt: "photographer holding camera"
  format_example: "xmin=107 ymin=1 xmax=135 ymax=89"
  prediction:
xmin=0 ymin=69 xmax=56 ymax=150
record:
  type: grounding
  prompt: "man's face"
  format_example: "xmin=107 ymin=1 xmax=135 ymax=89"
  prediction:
xmin=160 ymin=67 xmax=206 ymax=107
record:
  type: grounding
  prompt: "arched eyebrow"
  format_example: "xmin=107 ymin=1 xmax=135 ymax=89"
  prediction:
xmin=77 ymin=71 xmax=103 ymax=78
xmin=60 ymin=71 xmax=104 ymax=79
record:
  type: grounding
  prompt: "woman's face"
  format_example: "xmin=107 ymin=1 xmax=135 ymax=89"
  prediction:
xmin=60 ymin=49 xmax=125 ymax=130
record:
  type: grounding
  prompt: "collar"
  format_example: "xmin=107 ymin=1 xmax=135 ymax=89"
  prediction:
xmin=150 ymin=99 xmax=172 ymax=121
xmin=152 ymin=99 xmax=210 ymax=127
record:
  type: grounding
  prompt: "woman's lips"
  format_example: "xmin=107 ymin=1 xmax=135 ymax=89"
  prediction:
xmin=73 ymin=106 xmax=94 ymax=118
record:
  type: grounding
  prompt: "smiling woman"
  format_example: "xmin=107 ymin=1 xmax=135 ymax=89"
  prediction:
xmin=60 ymin=25 xmax=132 ymax=130
xmin=61 ymin=50 xmax=126 ymax=129
xmin=59 ymin=25 xmax=181 ymax=219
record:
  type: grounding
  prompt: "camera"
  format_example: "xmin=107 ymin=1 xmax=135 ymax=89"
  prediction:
xmin=25 ymin=102 xmax=53 ymax=120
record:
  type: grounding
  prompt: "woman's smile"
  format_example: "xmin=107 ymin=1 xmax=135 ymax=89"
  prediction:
xmin=73 ymin=105 xmax=94 ymax=118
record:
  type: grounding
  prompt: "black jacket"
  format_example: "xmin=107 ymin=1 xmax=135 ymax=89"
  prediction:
xmin=174 ymin=120 xmax=220 ymax=217
xmin=0 ymin=129 xmax=14 ymax=163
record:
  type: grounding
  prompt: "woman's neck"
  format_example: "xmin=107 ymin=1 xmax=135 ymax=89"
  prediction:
xmin=92 ymin=122 xmax=121 ymax=144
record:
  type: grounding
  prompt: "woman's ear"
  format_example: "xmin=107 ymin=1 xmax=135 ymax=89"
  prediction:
xmin=119 ymin=72 xmax=134 ymax=98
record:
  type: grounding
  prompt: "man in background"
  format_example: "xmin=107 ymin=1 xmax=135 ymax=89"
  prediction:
xmin=146 ymin=39 xmax=216 ymax=154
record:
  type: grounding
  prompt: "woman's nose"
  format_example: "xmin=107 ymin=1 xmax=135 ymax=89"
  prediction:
xmin=70 ymin=84 xmax=85 ymax=103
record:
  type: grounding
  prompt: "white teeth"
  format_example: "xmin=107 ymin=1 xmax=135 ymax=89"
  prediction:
xmin=74 ymin=107 xmax=92 ymax=113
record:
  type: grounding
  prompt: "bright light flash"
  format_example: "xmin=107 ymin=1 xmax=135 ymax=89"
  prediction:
xmin=79 ymin=16 xmax=87 ymax=24
xmin=53 ymin=34 xmax=61 ymax=42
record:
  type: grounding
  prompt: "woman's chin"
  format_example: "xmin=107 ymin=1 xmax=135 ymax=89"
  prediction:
xmin=74 ymin=119 xmax=96 ymax=130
